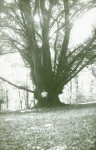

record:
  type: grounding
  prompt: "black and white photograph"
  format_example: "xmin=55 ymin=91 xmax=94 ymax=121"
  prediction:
xmin=0 ymin=0 xmax=96 ymax=149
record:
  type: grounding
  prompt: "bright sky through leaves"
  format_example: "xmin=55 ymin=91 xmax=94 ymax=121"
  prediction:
xmin=71 ymin=8 xmax=96 ymax=45
xmin=4 ymin=0 xmax=12 ymax=3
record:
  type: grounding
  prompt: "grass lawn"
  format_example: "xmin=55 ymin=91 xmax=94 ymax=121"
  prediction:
xmin=0 ymin=104 xmax=96 ymax=150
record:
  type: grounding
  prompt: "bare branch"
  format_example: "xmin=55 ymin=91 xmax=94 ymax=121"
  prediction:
xmin=57 ymin=55 xmax=96 ymax=93
xmin=0 ymin=51 xmax=18 ymax=56
xmin=0 ymin=76 xmax=34 ymax=93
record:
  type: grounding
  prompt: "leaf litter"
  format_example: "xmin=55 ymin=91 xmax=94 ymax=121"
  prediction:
xmin=0 ymin=104 xmax=96 ymax=150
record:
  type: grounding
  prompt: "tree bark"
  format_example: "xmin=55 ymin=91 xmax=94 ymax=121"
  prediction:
xmin=0 ymin=103 xmax=1 ymax=112
xmin=34 ymin=87 xmax=65 ymax=107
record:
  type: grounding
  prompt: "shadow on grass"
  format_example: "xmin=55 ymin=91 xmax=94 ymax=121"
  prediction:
xmin=0 ymin=102 xmax=96 ymax=115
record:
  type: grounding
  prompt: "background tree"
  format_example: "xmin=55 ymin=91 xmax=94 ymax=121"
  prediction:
xmin=0 ymin=0 xmax=96 ymax=107
xmin=0 ymin=81 xmax=5 ymax=111
xmin=5 ymin=89 xmax=9 ymax=110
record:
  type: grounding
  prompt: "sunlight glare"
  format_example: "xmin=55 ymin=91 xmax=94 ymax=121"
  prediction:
xmin=71 ymin=8 xmax=96 ymax=45
xmin=34 ymin=14 xmax=40 ymax=22
xmin=5 ymin=0 xmax=13 ymax=3
xmin=0 ymin=13 xmax=6 ymax=18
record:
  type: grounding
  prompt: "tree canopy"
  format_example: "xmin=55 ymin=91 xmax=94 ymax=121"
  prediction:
xmin=0 ymin=0 xmax=96 ymax=107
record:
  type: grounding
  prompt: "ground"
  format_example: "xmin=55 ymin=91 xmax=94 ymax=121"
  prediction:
xmin=0 ymin=104 xmax=96 ymax=150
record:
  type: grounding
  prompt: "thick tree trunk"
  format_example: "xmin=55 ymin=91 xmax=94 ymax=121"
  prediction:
xmin=48 ymin=92 xmax=66 ymax=107
xmin=0 ymin=103 xmax=1 ymax=112
xmin=34 ymin=88 xmax=65 ymax=108
xmin=34 ymin=87 xmax=44 ymax=107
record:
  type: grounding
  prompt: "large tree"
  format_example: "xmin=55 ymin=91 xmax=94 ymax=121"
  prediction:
xmin=0 ymin=0 xmax=96 ymax=107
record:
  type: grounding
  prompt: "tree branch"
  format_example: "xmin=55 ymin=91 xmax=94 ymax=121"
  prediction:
xmin=0 ymin=51 xmax=18 ymax=56
xmin=57 ymin=55 xmax=96 ymax=93
xmin=0 ymin=76 xmax=34 ymax=93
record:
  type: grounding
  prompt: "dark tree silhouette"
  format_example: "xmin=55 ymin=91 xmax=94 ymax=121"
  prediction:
xmin=0 ymin=0 xmax=96 ymax=107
